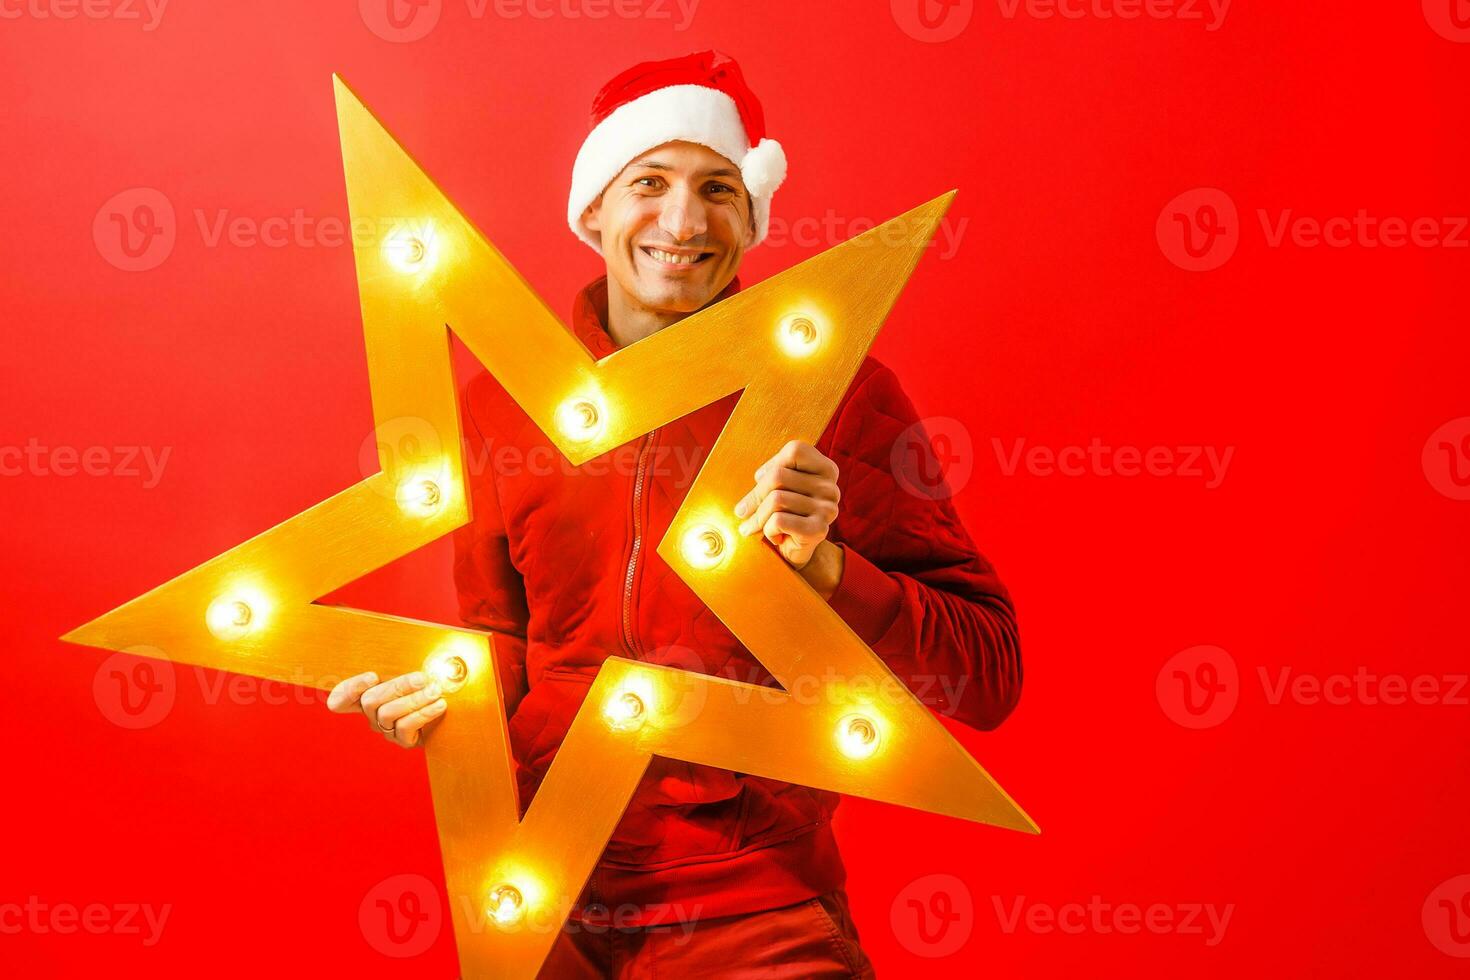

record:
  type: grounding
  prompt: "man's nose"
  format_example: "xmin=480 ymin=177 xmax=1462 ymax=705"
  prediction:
xmin=658 ymin=188 xmax=707 ymax=243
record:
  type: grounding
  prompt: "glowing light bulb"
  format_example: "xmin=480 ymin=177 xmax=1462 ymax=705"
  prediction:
xmin=557 ymin=397 xmax=605 ymax=443
xmin=206 ymin=597 xmax=255 ymax=641
xmin=486 ymin=885 xmax=525 ymax=927
xmin=604 ymin=690 xmax=647 ymax=732
xmin=680 ymin=524 xmax=729 ymax=570
xmin=778 ymin=313 xmax=821 ymax=356
xmin=382 ymin=224 xmax=438 ymax=274
xmin=836 ymin=713 xmax=881 ymax=759
xmin=398 ymin=477 xmax=443 ymax=515
xmin=426 ymin=653 xmax=470 ymax=693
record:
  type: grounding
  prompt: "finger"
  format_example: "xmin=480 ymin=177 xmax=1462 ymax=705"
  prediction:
xmin=763 ymin=510 xmax=825 ymax=545
xmin=360 ymin=671 xmax=429 ymax=719
xmin=375 ymin=682 xmax=444 ymax=732
xmin=735 ymin=467 xmax=839 ymax=519
xmin=741 ymin=489 xmax=825 ymax=537
xmin=386 ymin=698 xmax=448 ymax=748
xmin=763 ymin=440 xmax=838 ymax=480
xmin=327 ymin=672 xmax=379 ymax=713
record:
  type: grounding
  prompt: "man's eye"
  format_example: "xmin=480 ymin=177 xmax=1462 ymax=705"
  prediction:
xmin=636 ymin=177 xmax=663 ymax=189
xmin=707 ymin=183 xmax=735 ymax=196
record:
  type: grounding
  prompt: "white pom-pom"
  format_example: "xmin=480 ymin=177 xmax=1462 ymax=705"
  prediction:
xmin=741 ymin=138 xmax=787 ymax=199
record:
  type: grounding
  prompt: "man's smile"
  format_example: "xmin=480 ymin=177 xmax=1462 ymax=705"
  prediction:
xmin=638 ymin=244 xmax=716 ymax=270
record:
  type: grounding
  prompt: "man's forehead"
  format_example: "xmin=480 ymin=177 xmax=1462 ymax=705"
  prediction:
xmin=622 ymin=142 xmax=742 ymax=180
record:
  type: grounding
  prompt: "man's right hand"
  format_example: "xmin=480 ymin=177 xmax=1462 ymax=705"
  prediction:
xmin=327 ymin=671 xmax=447 ymax=749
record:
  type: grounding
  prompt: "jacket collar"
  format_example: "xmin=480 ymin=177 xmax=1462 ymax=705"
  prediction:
xmin=572 ymin=275 xmax=743 ymax=357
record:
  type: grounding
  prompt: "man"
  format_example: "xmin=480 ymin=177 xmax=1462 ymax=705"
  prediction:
xmin=327 ymin=50 xmax=1021 ymax=978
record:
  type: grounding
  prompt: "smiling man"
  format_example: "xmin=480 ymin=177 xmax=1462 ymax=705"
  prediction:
xmin=327 ymin=50 xmax=1022 ymax=978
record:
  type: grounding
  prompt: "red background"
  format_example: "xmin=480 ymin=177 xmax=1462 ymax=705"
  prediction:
xmin=4 ymin=1 xmax=1469 ymax=976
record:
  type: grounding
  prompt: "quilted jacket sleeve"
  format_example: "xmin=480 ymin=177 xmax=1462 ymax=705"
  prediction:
xmin=821 ymin=363 xmax=1022 ymax=731
xmin=453 ymin=375 xmax=531 ymax=718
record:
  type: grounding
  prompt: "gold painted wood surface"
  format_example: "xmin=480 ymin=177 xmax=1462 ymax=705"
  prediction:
xmin=63 ymin=75 xmax=1036 ymax=979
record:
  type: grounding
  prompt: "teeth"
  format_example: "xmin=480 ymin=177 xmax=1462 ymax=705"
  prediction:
xmin=647 ymin=248 xmax=701 ymax=265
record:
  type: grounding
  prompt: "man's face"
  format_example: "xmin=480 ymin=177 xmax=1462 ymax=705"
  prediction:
xmin=581 ymin=140 xmax=755 ymax=315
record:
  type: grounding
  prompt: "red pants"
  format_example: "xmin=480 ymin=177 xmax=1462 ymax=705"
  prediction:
xmin=539 ymin=891 xmax=876 ymax=978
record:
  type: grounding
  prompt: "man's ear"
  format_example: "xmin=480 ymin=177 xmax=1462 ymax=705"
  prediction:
xmin=581 ymin=197 xmax=603 ymax=234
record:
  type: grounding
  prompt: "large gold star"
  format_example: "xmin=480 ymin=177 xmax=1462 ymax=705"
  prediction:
xmin=63 ymin=76 xmax=1036 ymax=977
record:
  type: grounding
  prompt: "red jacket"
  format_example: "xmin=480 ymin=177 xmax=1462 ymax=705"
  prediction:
xmin=452 ymin=275 xmax=1021 ymax=923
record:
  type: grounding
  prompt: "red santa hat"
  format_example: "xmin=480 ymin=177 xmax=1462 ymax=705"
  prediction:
xmin=567 ymin=50 xmax=788 ymax=253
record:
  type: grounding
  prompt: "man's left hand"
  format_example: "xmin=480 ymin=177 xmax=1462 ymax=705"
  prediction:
xmin=734 ymin=441 xmax=845 ymax=594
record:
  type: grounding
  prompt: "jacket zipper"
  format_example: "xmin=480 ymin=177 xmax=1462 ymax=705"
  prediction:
xmin=621 ymin=429 xmax=658 ymax=657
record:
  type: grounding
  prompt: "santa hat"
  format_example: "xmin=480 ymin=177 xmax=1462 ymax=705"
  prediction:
xmin=567 ymin=50 xmax=788 ymax=253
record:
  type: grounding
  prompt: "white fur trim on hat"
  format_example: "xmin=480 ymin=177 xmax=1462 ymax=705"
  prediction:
xmin=567 ymin=84 xmax=787 ymax=253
